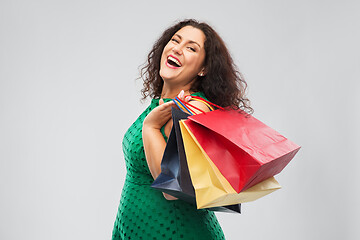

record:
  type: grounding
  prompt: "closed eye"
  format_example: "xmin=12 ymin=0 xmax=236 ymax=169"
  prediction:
xmin=188 ymin=47 xmax=196 ymax=52
xmin=171 ymin=38 xmax=179 ymax=43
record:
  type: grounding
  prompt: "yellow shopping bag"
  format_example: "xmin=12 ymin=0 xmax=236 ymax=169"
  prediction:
xmin=179 ymin=120 xmax=281 ymax=209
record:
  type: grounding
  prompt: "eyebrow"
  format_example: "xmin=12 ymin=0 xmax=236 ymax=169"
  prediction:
xmin=175 ymin=34 xmax=201 ymax=48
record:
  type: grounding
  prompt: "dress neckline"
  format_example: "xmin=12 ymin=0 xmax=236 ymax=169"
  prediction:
xmin=151 ymin=92 xmax=205 ymax=105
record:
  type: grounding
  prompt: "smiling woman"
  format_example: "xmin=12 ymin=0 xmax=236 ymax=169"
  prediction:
xmin=159 ymin=26 xmax=206 ymax=90
xmin=111 ymin=19 xmax=252 ymax=240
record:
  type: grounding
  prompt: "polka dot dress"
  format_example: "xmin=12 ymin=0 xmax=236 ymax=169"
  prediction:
xmin=112 ymin=93 xmax=225 ymax=240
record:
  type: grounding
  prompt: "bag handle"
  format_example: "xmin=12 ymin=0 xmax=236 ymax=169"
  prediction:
xmin=173 ymin=97 xmax=196 ymax=115
xmin=188 ymin=97 xmax=215 ymax=111
xmin=186 ymin=95 xmax=225 ymax=110
xmin=173 ymin=97 xmax=205 ymax=115
xmin=172 ymin=95 xmax=224 ymax=115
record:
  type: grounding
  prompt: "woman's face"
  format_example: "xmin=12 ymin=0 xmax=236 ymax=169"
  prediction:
xmin=159 ymin=26 xmax=206 ymax=87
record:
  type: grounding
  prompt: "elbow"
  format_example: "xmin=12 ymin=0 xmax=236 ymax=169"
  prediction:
xmin=162 ymin=192 xmax=178 ymax=201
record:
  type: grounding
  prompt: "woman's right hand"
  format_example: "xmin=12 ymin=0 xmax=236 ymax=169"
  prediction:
xmin=143 ymin=99 xmax=175 ymax=130
xmin=142 ymin=90 xmax=199 ymax=201
xmin=142 ymin=94 xmax=181 ymax=183
xmin=143 ymin=90 xmax=191 ymax=134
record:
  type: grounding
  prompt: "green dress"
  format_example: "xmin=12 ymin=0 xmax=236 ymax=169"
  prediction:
xmin=112 ymin=92 xmax=225 ymax=240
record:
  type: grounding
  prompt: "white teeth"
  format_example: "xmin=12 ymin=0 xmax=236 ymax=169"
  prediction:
xmin=168 ymin=56 xmax=182 ymax=67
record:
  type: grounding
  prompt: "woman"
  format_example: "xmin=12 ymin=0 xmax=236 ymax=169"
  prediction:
xmin=112 ymin=19 xmax=252 ymax=240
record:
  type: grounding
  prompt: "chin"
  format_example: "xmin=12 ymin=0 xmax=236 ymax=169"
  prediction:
xmin=160 ymin=69 xmax=178 ymax=81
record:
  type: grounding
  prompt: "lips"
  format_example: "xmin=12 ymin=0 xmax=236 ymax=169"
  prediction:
xmin=166 ymin=55 xmax=182 ymax=69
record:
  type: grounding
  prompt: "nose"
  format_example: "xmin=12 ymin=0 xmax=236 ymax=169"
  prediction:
xmin=172 ymin=45 xmax=183 ymax=55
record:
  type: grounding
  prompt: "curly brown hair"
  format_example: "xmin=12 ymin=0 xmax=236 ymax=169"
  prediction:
xmin=140 ymin=19 xmax=253 ymax=113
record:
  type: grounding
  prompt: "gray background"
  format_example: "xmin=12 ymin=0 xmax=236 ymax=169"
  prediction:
xmin=1 ymin=0 xmax=359 ymax=239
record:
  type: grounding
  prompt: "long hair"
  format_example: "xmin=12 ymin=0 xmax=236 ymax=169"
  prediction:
xmin=140 ymin=19 xmax=253 ymax=113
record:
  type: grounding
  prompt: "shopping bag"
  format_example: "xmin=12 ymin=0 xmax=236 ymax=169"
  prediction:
xmin=184 ymin=108 xmax=300 ymax=193
xmin=180 ymin=119 xmax=282 ymax=209
xmin=151 ymin=107 xmax=241 ymax=213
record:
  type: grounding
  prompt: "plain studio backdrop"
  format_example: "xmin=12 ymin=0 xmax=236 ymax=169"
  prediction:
xmin=0 ymin=0 xmax=359 ymax=239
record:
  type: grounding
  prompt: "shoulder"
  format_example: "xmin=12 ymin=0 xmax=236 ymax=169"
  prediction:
xmin=190 ymin=92 xmax=208 ymax=101
xmin=189 ymin=92 xmax=212 ymax=114
xmin=188 ymin=100 xmax=211 ymax=114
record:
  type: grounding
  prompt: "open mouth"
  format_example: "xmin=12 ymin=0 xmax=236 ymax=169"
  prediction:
xmin=167 ymin=55 xmax=182 ymax=68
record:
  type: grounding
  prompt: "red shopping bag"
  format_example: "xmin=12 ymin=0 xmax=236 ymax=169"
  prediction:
xmin=184 ymin=103 xmax=300 ymax=193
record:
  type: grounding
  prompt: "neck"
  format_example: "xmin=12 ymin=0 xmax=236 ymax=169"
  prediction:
xmin=161 ymin=82 xmax=194 ymax=99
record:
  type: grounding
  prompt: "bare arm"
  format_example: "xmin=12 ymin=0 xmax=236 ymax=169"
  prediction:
xmin=142 ymin=99 xmax=179 ymax=201
xmin=142 ymin=99 xmax=174 ymax=180
xmin=142 ymin=96 xmax=211 ymax=200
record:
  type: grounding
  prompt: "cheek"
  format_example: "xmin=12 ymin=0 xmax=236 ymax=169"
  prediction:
xmin=186 ymin=54 xmax=198 ymax=65
xmin=160 ymin=50 xmax=167 ymax=62
xmin=161 ymin=44 xmax=171 ymax=61
xmin=187 ymin=54 xmax=204 ymax=70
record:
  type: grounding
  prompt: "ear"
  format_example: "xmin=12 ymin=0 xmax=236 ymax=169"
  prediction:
xmin=198 ymin=68 xmax=207 ymax=77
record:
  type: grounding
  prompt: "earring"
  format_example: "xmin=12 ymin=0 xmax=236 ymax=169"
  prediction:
xmin=199 ymin=73 xmax=204 ymax=76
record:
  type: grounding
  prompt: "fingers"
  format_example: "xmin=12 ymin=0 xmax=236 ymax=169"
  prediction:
xmin=178 ymin=90 xmax=185 ymax=99
xmin=159 ymin=99 xmax=175 ymax=110
xmin=158 ymin=100 xmax=175 ymax=112
xmin=177 ymin=90 xmax=192 ymax=102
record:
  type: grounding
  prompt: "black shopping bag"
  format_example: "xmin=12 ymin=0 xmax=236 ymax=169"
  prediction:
xmin=151 ymin=107 xmax=241 ymax=213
